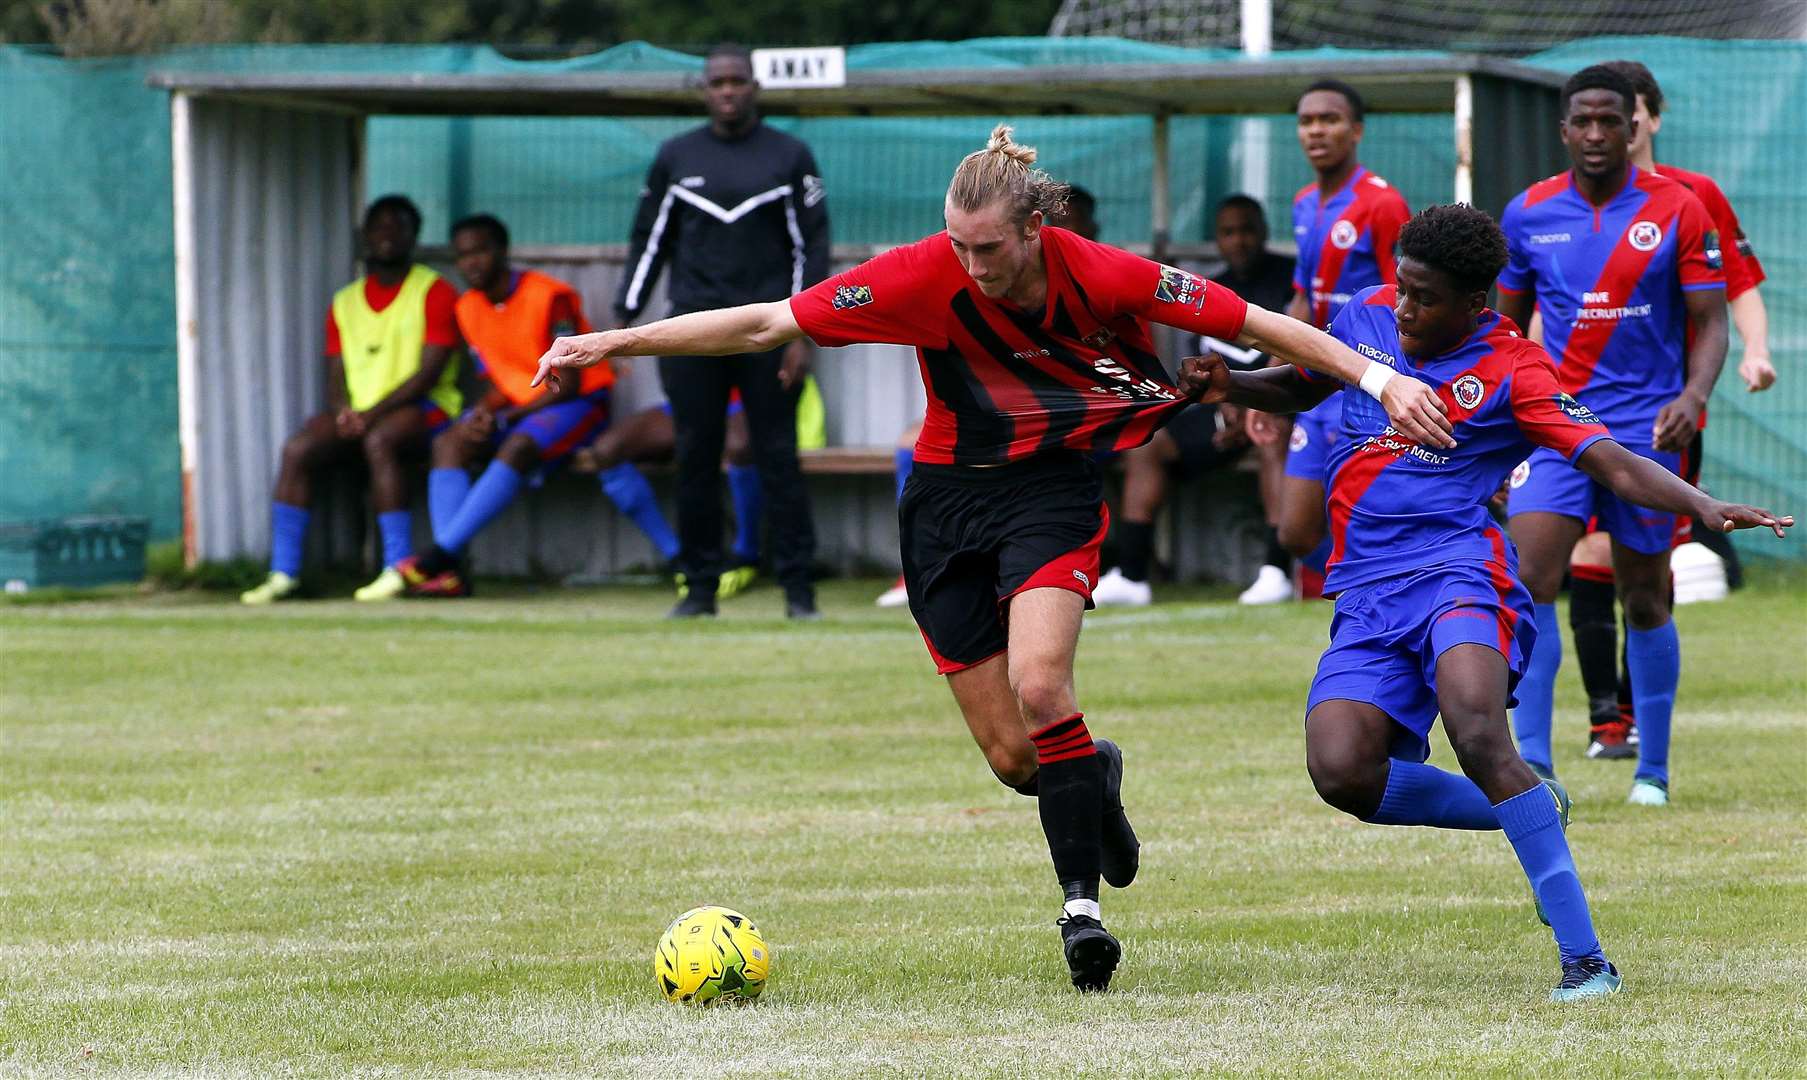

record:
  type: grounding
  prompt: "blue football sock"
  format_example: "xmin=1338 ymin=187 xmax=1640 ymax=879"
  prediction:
xmin=1363 ymin=759 xmax=1500 ymax=830
xmin=894 ymin=447 xmax=915 ymax=504
xmin=428 ymin=467 xmax=472 ymax=540
xmin=270 ymin=501 xmax=309 ymax=578
xmin=1494 ymin=784 xmax=1605 ymax=965
xmin=1626 ymin=620 xmax=1680 ymax=785
xmin=728 ymin=463 xmax=763 ymax=566
xmin=435 ymin=460 xmax=522 ymax=556
xmin=1511 ymin=602 xmax=1562 ymax=773
xmin=599 ymin=463 xmax=679 ymax=562
xmin=377 ymin=510 xmax=413 ymax=568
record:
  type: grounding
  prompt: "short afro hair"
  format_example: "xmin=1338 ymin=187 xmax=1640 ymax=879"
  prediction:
xmin=1215 ymin=193 xmax=1267 ymax=224
xmin=1397 ymin=204 xmax=1507 ymax=295
xmin=364 ymin=193 xmax=422 ymax=235
xmin=1602 ymin=59 xmax=1663 ymax=117
xmin=451 ymin=212 xmax=509 ymax=249
xmin=1561 ymin=64 xmax=1636 ymax=119
xmin=1296 ymin=79 xmax=1365 ymax=122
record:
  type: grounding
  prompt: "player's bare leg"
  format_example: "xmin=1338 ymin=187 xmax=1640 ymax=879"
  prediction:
xmin=573 ymin=406 xmax=676 ymax=474
xmin=1610 ymin=539 xmax=1680 ymax=805
xmin=244 ymin=413 xmax=353 ymax=603
xmin=1436 ymin=642 xmax=1618 ymax=998
xmin=272 ymin=413 xmax=355 ymax=510
xmin=1507 ymin=510 xmax=1588 ymax=778
xmin=360 ymin=406 xmax=430 ymax=517
xmin=347 ymin=407 xmax=434 ymax=600
xmin=571 ymin=407 xmax=682 ymax=579
xmin=945 ymin=587 xmax=1127 ymax=990
xmin=1095 ymin=433 xmax=1175 ymax=607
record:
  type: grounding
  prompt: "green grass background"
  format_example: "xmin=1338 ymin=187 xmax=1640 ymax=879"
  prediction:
xmin=3 ymin=575 xmax=1804 ymax=1077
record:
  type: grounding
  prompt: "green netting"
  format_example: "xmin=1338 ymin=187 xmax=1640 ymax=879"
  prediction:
xmin=3 ymin=38 xmax=1802 ymax=559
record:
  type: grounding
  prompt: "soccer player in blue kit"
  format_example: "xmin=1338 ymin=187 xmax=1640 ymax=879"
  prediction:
xmin=1178 ymin=203 xmax=1791 ymax=1000
xmin=1496 ymin=66 xmax=1731 ymax=805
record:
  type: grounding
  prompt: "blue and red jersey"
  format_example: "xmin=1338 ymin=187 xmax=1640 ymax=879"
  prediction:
xmin=1291 ymin=166 xmax=1411 ymax=329
xmin=1302 ymin=286 xmax=1612 ymax=596
xmin=1497 ymin=167 xmax=1725 ymax=434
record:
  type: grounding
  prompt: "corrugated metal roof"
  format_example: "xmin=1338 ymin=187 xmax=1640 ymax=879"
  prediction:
xmin=147 ymin=54 xmax=1564 ymax=117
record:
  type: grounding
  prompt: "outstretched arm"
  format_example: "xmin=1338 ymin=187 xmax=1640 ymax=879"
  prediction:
xmin=1576 ymin=439 xmax=1791 ymax=537
xmin=1178 ymin=355 xmax=1338 ymax=415
xmin=533 ymin=301 xmax=803 ymax=390
xmin=1236 ymin=305 xmax=1454 ymax=448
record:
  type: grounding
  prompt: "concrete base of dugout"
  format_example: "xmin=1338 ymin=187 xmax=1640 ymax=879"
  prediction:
xmin=300 ymin=455 xmax=1270 ymax=588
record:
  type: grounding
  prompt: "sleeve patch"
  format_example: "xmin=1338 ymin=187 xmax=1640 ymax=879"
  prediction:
xmin=1704 ymin=229 xmax=1723 ymax=270
xmin=832 ymin=284 xmax=873 ymax=310
xmin=1153 ymin=265 xmax=1208 ymax=311
xmin=1554 ymin=392 xmax=1601 ymax=425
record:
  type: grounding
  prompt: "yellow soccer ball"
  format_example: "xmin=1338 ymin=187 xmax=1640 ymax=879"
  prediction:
xmin=653 ymin=906 xmax=771 ymax=1005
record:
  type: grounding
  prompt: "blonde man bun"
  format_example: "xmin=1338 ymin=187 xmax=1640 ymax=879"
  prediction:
xmin=948 ymin=123 xmax=1069 ymax=226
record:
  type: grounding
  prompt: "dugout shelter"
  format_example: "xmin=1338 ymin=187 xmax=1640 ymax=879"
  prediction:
xmin=149 ymin=44 xmax=1563 ymax=575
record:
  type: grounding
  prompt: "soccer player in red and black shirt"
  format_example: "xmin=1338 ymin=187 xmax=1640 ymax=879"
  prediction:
xmin=534 ymin=125 xmax=1453 ymax=992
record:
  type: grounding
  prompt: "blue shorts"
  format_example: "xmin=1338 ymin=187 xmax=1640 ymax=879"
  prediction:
xmin=1506 ymin=442 xmax=1681 ymax=555
xmin=465 ymin=391 xmax=610 ymax=466
xmin=1306 ymin=551 xmax=1537 ymax=762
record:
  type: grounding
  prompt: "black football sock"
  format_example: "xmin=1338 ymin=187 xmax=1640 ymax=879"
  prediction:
xmin=1029 ymin=713 xmax=1102 ymax=905
xmin=1264 ymin=528 xmax=1293 ymax=573
xmin=1009 ymin=772 xmax=1039 ymax=797
xmin=1116 ymin=521 xmax=1155 ymax=584
xmin=414 ymin=544 xmax=457 ymax=577
xmin=1568 ymin=572 xmax=1620 ymax=719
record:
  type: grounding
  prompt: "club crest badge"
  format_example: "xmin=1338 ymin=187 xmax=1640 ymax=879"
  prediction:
xmin=1289 ymin=425 xmax=1310 ymax=452
xmin=832 ymin=284 xmax=873 ymax=310
xmin=1330 ymin=219 xmax=1359 ymax=250
xmin=1452 ymin=374 xmax=1485 ymax=410
xmin=1627 ymin=220 xmax=1663 ymax=252
xmin=1703 ymin=228 xmax=1723 ymax=270
xmin=1510 ymin=459 xmax=1531 ymax=489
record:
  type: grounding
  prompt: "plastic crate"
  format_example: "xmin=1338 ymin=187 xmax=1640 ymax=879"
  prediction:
xmin=0 ymin=516 xmax=149 ymax=590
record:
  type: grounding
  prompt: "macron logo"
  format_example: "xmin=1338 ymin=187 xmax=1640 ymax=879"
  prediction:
xmin=1072 ymin=570 xmax=1091 ymax=588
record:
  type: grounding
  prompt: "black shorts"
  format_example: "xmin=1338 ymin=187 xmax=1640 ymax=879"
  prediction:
xmin=899 ymin=452 xmax=1109 ymax=674
xmin=1162 ymin=404 xmax=1247 ymax=477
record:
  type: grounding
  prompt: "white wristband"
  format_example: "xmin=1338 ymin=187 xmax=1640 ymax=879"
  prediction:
xmin=1358 ymin=361 xmax=1395 ymax=400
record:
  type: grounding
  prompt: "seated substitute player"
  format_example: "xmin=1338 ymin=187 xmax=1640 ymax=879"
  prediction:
xmin=1499 ymin=66 xmax=1730 ymax=805
xmin=355 ymin=213 xmax=647 ymax=599
xmin=1093 ymin=194 xmax=1298 ymax=607
xmin=533 ymin=125 xmax=1454 ymax=993
xmin=1177 ymin=203 xmax=1790 ymax=1000
xmin=571 ymin=381 xmax=827 ymax=600
xmin=1558 ymin=59 xmax=1778 ymax=760
xmin=241 ymin=195 xmax=460 ymax=604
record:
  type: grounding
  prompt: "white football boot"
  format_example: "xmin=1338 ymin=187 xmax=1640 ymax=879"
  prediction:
xmin=1092 ymin=567 xmax=1152 ymax=607
xmin=1237 ymin=563 xmax=1292 ymax=606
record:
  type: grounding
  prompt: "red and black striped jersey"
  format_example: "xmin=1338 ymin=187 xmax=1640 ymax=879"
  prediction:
xmin=790 ymin=226 xmax=1248 ymax=466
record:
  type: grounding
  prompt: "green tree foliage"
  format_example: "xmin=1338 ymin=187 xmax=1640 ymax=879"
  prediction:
xmin=4 ymin=0 xmax=1066 ymax=52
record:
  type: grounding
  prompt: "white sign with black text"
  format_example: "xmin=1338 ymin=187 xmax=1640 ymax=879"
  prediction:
xmin=750 ymin=47 xmax=847 ymax=89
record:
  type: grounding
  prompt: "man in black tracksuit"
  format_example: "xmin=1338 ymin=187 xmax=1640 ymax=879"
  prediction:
xmin=615 ymin=43 xmax=830 ymax=618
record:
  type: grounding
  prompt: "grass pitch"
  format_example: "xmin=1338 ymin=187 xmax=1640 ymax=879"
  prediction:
xmin=3 ymin=573 xmax=1805 ymax=1077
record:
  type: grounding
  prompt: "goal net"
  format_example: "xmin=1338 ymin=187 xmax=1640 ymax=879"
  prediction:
xmin=1049 ymin=0 xmax=1807 ymax=52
